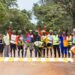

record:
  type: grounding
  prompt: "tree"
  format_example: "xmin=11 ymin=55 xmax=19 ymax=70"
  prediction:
xmin=0 ymin=0 xmax=35 ymax=32
xmin=33 ymin=2 xmax=72 ymax=31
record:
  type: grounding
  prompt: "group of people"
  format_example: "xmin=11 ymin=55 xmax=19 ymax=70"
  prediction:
xmin=0 ymin=27 xmax=75 ymax=58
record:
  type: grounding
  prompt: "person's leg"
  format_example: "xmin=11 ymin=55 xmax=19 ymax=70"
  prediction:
xmin=53 ymin=45 xmax=57 ymax=58
xmin=43 ymin=48 xmax=45 ymax=57
xmin=13 ymin=44 xmax=16 ymax=57
xmin=25 ymin=47 xmax=27 ymax=57
xmin=7 ymin=45 xmax=10 ymax=57
xmin=18 ymin=46 xmax=20 ymax=57
xmin=60 ymin=45 xmax=64 ymax=57
xmin=68 ymin=45 xmax=71 ymax=57
xmin=47 ymin=47 xmax=49 ymax=58
xmin=0 ymin=45 xmax=3 ymax=57
xmin=21 ymin=46 xmax=24 ymax=57
xmin=30 ymin=49 xmax=32 ymax=57
xmin=57 ymin=45 xmax=60 ymax=57
xmin=10 ymin=43 xmax=13 ymax=57
xmin=50 ymin=46 xmax=52 ymax=57
xmin=64 ymin=47 xmax=67 ymax=57
xmin=0 ymin=52 xmax=3 ymax=57
xmin=4 ymin=46 xmax=7 ymax=57
xmin=38 ymin=47 xmax=42 ymax=57
xmin=34 ymin=46 xmax=38 ymax=57
xmin=47 ymin=43 xmax=49 ymax=57
xmin=4 ymin=45 xmax=9 ymax=57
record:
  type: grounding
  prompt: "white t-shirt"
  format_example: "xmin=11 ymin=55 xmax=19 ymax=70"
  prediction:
xmin=3 ymin=33 xmax=10 ymax=45
xmin=10 ymin=34 xmax=17 ymax=44
xmin=47 ymin=34 xmax=53 ymax=43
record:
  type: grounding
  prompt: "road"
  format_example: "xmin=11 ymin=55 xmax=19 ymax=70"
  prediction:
xmin=0 ymin=61 xmax=75 ymax=75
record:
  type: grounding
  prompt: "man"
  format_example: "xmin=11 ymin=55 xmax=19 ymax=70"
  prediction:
xmin=59 ymin=32 xmax=64 ymax=57
xmin=34 ymin=30 xmax=42 ymax=57
xmin=10 ymin=30 xmax=17 ymax=57
xmin=41 ymin=30 xmax=47 ymax=57
xmin=67 ymin=33 xmax=72 ymax=57
xmin=25 ymin=30 xmax=34 ymax=57
xmin=16 ymin=30 xmax=24 ymax=57
xmin=0 ymin=33 xmax=4 ymax=57
xmin=3 ymin=30 xmax=10 ymax=57
xmin=46 ymin=30 xmax=53 ymax=57
xmin=63 ymin=33 xmax=69 ymax=57
xmin=72 ymin=32 xmax=75 ymax=57
xmin=53 ymin=31 xmax=60 ymax=58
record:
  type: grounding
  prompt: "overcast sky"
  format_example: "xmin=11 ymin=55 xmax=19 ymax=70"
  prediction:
xmin=17 ymin=0 xmax=39 ymax=10
xmin=17 ymin=0 xmax=39 ymax=24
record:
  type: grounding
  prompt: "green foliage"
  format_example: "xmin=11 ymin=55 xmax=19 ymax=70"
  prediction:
xmin=33 ymin=0 xmax=73 ymax=31
xmin=0 ymin=0 xmax=35 ymax=32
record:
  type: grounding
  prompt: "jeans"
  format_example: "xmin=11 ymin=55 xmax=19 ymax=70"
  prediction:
xmin=4 ymin=45 xmax=10 ymax=57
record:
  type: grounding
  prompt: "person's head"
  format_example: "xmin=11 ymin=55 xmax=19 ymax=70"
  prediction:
xmin=29 ymin=30 xmax=32 ymax=34
xmin=67 ymin=32 xmax=71 ymax=36
xmin=62 ymin=31 xmax=66 ymax=36
xmin=42 ymin=30 xmax=46 ymax=35
xmin=18 ymin=30 xmax=22 ymax=35
xmin=35 ymin=30 xmax=38 ymax=35
xmin=12 ymin=30 xmax=16 ymax=34
xmin=7 ymin=26 xmax=12 ymax=32
xmin=53 ymin=31 xmax=57 ymax=35
xmin=49 ymin=30 xmax=53 ymax=35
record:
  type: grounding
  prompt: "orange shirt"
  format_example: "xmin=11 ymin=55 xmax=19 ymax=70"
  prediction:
xmin=63 ymin=37 xmax=69 ymax=47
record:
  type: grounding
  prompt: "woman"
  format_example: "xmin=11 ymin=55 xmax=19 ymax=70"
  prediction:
xmin=0 ymin=33 xmax=4 ymax=57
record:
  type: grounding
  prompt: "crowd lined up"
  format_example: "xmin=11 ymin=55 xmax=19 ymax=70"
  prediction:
xmin=0 ymin=27 xmax=75 ymax=58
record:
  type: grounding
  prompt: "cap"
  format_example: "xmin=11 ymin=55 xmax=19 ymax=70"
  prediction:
xmin=49 ymin=30 xmax=53 ymax=33
xmin=18 ymin=30 xmax=22 ymax=33
xmin=41 ymin=30 xmax=45 ymax=33
xmin=29 ymin=30 xmax=32 ymax=32
xmin=35 ymin=30 xmax=38 ymax=32
xmin=12 ymin=30 xmax=16 ymax=33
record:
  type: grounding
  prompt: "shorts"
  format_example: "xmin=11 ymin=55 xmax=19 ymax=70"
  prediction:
xmin=43 ymin=42 xmax=47 ymax=47
xmin=0 ymin=44 xmax=4 ymax=53
xmin=18 ymin=45 xmax=23 ymax=50
xmin=47 ymin=43 xmax=52 ymax=47
xmin=10 ymin=43 xmax=16 ymax=51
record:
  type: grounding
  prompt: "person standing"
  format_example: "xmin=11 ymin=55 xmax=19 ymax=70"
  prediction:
xmin=16 ymin=30 xmax=24 ymax=57
xmin=10 ymin=30 xmax=17 ymax=57
xmin=46 ymin=30 xmax=53 ymax=57
xmin=59 ymin=32 xmax=64 ymax=57
xmin=25 ymin=31 xmax=33 ymax=57
xmin=3 ymin=31 xmax=10 ymax=57
xmin=63 ymin=34 xmax=69 ymax=57
xmin=34 ymin=30 xmax=42 ymax=57
xmin=67 ymin=33 xmax=72 ymax=57
xmin=0 ymin=33 xmax=4 ymax=57
xmin=72 ymin=32 xmax=75 ymax=57
xmin=41 ymin=30 xmax=47 ymax=57
xmin=53 ymin=31 xmax=60 ymax=58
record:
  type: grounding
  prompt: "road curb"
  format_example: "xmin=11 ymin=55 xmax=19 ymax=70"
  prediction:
xmin=0 ymin=58 xmax=74 ymax=62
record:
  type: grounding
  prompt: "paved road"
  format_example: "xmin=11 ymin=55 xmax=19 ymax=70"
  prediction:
xmin=0 ymin=62 xmax=75 ymax=75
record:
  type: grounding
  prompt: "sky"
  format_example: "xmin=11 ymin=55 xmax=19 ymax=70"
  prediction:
xmin=17 ymin=0 xmax=39 ymax=10
xmin=17 ymin=0 xmax=39 ymax=24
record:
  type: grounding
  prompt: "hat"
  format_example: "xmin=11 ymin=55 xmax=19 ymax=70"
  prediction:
xmin=35 ymin=30 xmax=38 ymax=32
xmin=49 ymin=30 xmax=53 ymax=33
xmin=41 ymin=30 xmax=45 ymax=33
xmin=29 ymin=30 xmax=32 ymax=32
xmin=18 ymin=30 xmax=22 ymax=33
xmin=12 ymin=30 xmax=16 ymax=33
